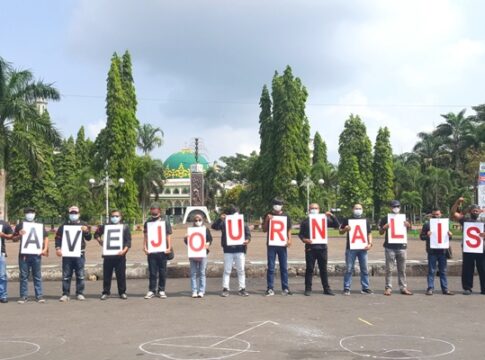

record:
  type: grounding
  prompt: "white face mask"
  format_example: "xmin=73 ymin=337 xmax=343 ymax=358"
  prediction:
xmin=392 ymin=207 xmax=400 ymax=214
xmin=25 ymin=213 xmax=35 ymax=222
xmin=195 ymin=220 xmax=203 ymax=227
xmin=353 ymin=209 xmax=363 ymax=217
xmin=273 ymin=205 xmax=282 ymax=212
xmin=110 ymin=216 xmax=121 ymax=224
xmin=309 ymin=209 xmax=319 ymax=215
xmin=69 ymin=214 xmax=80 ymax=222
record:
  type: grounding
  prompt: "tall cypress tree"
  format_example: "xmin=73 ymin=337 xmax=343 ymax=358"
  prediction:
xmin=56 ymin=137 xmax=80 ymax=212
xmin=312 ymin=131 xmax=327 ymax=166
xmin=258 ymin=84 xmax=273 ymax=205
xmin=373 ymin=127 xmax=395 ymax=220
xmin=311 ymin=131 xmax=328 ymax=209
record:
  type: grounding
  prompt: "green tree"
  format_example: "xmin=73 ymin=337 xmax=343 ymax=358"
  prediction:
xmin=337 ymin=155 xmax=367 ymax=215
xmin=400 ymin=190 xmax=422 ymax=224
xmin=134 ymin=155 xmax=164 ymax=223
xmin=257 ymin=84 xmax=274 ymax=206
xmin=372 ymin=127 xmax=394 ymax=220
xmin=137 ymin=123 xmax=164 ymax=155
xmin=418 ymin=166 xmax=452 ymax=211
xmin=0 ymin=57 xmax=60 ymax=217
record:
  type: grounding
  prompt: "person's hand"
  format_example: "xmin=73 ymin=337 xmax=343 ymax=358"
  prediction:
xmin=0 ymin=231 xmax=4 ymax=237
xmin=41 ymin=249 xmax=48 ymax=257
xmin=81 ymin=225 xmax=88 ymax=232
xmin=480 ymin=232 xmax=485 ymax=238
xmin=365 ymin=243 xmax=373 ymax=250
xmin=404 ymin=221 xmax=411 ymax=228
xmin=448 ymin=231 xmax=453 ymax=237
xmin=381 ymin=224 xmax=389 ymax=230
xmin=303 ymin=239 xmax=312 ymax=244
xmin=427 ymin=231 xmax=432 ymax=236
xmin=165 ymin=247 xmax=172 ymax=254
xmin=325 ymin=211 xmax=332 ymax=216
xmin=266 ymin=214 xmax=273 ymax=220
xmin=19 ymin=230 xmax=26 ymax=236
xmin=220 ymin=214 xmax=226 ymax=220
xmin=117 ymin=249 xmax=127 ymax=256
xmin=243 ymin=240 xmax=250 ymax=245
xmin=286 ymin=240 xmax=292 ymax=248
xmin=344 ymin=225 xmax=351 ymax=232
xmin=96 ymin=238 xmax=103 ymax=246
xmin=205 ymin=243 xmax=210 ymax=249
xmin=143 ymin=248 xmax=149 ymax=255
xmin=56 ymin=249 xmax=62 ymax=257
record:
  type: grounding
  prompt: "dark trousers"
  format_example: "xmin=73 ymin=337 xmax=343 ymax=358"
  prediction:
xmin=62 ymin=255 xmax=85 ymax=296
xmin=148 ymin=253 xmax=167 ymax=292
xmin=102 ymin=256 xmax=126 ymax=295
xmin=305 ymin=247 xmax=330 ymax=291
xmin=462 ymin=252 xmax=485 ymax=292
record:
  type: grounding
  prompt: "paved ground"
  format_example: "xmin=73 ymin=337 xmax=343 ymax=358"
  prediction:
xmin=1 ymin=276 xmax=483 ymax=360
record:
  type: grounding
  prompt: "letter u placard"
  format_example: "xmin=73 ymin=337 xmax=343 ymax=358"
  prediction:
xmin=225 ymin=214 xmax=245 ymax=246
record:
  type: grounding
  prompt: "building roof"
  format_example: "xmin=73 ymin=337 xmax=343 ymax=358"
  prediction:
xmin=163 ymin=149 xmax=209 ymax=179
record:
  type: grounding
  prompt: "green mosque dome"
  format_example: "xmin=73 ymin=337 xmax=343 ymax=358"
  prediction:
xmin=163 ymin=149 xmax=209 ymax=179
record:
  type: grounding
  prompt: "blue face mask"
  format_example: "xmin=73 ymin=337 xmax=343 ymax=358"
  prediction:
xmin=25 ymin=213 xmax=36 ymax=222
xmin=110 ymin=216 xmax=121 ymax=224
xmin=69 ymin=214 xmax=80 ymax=222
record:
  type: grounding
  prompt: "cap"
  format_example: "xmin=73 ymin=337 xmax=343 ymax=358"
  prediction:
xmin=390 ymin=200 xmax=401 ymax=207
xmin=150 ymin=202 xmax=161 ymax=209
xmin=24 ymin=207 xmax=36 ymax=213
xmin=470 ymin=204 xmax=480 ymax=211
xmin=272 ymin=198 xmax=284 ymax=205
xmin=68 ymin=206 xmax=80 ymax=213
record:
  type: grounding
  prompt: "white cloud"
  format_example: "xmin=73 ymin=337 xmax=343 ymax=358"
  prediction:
xmin=86 ymin=118 xmax=106 ymax=139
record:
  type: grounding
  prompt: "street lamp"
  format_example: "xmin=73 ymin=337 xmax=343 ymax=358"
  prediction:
xmin=89 ymin=160 xmax=125 ymax=223
xmin=291 ymin=176 xmax=324 ymax=214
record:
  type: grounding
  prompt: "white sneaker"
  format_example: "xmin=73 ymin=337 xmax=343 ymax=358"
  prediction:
xmin=159 ymin=291 xmax=167 ymax=299
xmin=198 ymin=292 xmax=204 ymax=298
xmin=59 ymin=295 xmax=70 ymax=302
xmin=192 ymin=292 xmax=198 ymax=298
xmin=77 ymin=294 xmax=86 ymax=301
xmin=144 ymin=291 xmax=155 ymax=299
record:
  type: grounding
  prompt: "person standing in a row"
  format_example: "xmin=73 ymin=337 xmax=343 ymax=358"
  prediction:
xmin=0 ymin=209 xmax=13 ymax=303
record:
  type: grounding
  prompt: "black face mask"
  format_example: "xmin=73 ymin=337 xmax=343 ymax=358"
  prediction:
xmin=471 ymin=213 xmax=479 ymax=220
xmin=151 ymin=213 xmax=160 ymax=219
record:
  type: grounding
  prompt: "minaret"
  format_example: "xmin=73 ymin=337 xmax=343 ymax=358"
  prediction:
xmin=35 ymin=98 xmax=47 ymax=115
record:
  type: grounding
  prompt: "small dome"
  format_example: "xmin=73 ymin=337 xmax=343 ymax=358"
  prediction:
xmin=163 ymin=149 xmax=209 ymax=178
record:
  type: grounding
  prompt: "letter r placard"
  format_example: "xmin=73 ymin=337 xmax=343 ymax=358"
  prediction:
xmin=268 ymin=216 xmax=288 ymax=247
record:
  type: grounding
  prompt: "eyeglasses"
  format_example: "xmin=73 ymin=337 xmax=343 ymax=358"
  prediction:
xmin=69 ymin=212 xmax=79 ymax=214
xmin=392 ymin=206 xmax=400 ymax=209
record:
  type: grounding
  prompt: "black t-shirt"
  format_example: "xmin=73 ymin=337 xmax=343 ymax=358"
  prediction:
xmin=298 ymin=214 xmax=340 ymax=250
xmin=340 ymin=217 xmax=372 ymax=250
xmin=0 ymin=220 xmax=13 ymax=255
xmin=14 ymin=221 xmax=48 ymax=255
xmin=143 ymin=216 xmax=173 ymax=235
xmin=264 ymin=211 xmax=292 ymax=245
xmin=379 ymin=215 xmax=407 ymax=250
xmin=458 ymin=216 xmax=484 ymax=254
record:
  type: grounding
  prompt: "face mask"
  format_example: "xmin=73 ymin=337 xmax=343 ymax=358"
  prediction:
xmin=353 ymin=209 xmax=363 ymax=217
xmin=69 ymin=214 xmax=80 ymax=222
xmin=195 ymin=220 xmax=203 ymax=227
xmin=25 ymin=213 xmax=35 ymax=222
xmin=392 ymin=207 xmax=400 ymax=214
xmin=151 ymin=213 xmax=160 ymax=219
xmin=110 ymin=216 xmax=121 ymax=224
xmin=309 ymin=209 xmax=319 ymax=215
xmin=273 ymin=205 xmax=282 ymax=212
xmin=471 ymin=213 xmax=479 ymax=220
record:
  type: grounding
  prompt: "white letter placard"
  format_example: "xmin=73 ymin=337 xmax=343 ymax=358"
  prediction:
xmin=62 ymin=225 xmax=83 ymax=257
xmin=225 ymin=214 xmax=245 ymax=246
xmin=21 ymin=222 xmax=44 ymax=255
xmin=463 ymin=222 xmax=484 ymax=253
xmin=103 ymin=224 xmax=124 ymax=256
xmin=147 ymin=221 xmax=167 ymax=254
xmin=187 ymin=226 xmax=207 ymax=258
xmin=349 ymin=219 xmax=368 ymax=250
xmin=387 ymin=214 xmax=407 ymax=244
xmin=430 ymin=218 xmax=449 ymax=249
xmin=309 ymin=214 xmax=327 ymax=244
xmin=268 ymin=216 xmax=288 ymax=247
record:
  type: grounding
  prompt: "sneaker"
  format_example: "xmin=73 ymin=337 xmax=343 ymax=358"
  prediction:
xmin=265 ymin=288 xmax=275 ymax=297
xmin=36 ymin=297 xmax=46 ymax=304
xmin=463 ymin=289 xmax=472 ymax=295
xmin=192 ymin=292 xmax=198 ymax=298
xmin=442 ymin=290 xmax=454 ymax=295
xmin=59 ymin=295 xmax=70 ymax=302
xmin=384 ymin=288 xmax=392 ymax=296
xmin=400 ymin=288 xmax=413 ymax=295
xmin=323 ymin=288 xmax=335 ymax=296
xmin=221 ymin=288 xmax=230 ymax=297
xmin=119 ymin=293 xmax=128 ymax=300
xmin=425 ymin=288 xmax=433 ymax=296
xmin=361 ymin=288 xmax=373 ymax=295
xmin=343 ymin=289 xmax=351 ymax=296
xmin=282 ymin=289 xmax=293 ymax=296
xmin=0 ymin=298 xmax=8 ymax=304
xmin=304 ymin=290 xmax=311 ymax=296
xmin=159 ymin=291 xmax=167 ymax=299
xmin=198 ymin=292 xmax=205 ymax=298
xmin=144 ymin=291 xmax=155 ymax=299
xmin=100 ymin=294 xmax=108 ymax=300
xmin=77 ymin=294 xmax=86 ymax=301
xmin=17 ymin=297 xmax=28 ymax=304
xmin=238 ymin=288 xmax=249 ymax=297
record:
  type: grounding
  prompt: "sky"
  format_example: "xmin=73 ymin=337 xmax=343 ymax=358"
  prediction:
xmin=1 ymin=0 xmax=485 ymax=164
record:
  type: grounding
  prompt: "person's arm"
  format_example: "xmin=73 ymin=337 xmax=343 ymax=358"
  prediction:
xmin=243 ymin=224 xmax=251 ymax=245
xmin=420 ymin=223 xmax=430 ymax=241
xmin=82 ymin=223 xmax=92 ymax=241
xmin=451 ymin=197 xmax=465 ymax=221
xmin=299 ymin=220 xmax=312 ymax=244
xmin=378 ymin=217 xmax=388 ymax=235
xmin=206 ymin=228 xmax=213 ymax=245
xmin=262 ymin=213 xmax=271 ymax=233
xmin=0 ymin=223 xmax=13 ymax=240
xmin=286 ymin=216 xmax=292 ymax=248
xmin=339 ymin=218 xmax=350 ymax=235
xmin=365 ymin=233 xmax=373 ymax=250
xmin=42 ymin=231 xmax=49 ymax=256
xmin=166 ymin=234 xmax=172 ymax=253
xmin=55 ymin=225 xmax=63 ymax=256
xmin=211 ymin=215 xmax=225 ymax=230
xmin=94 ymin=225 xmax=104 ymax=246
xmin=12 ymin=223 xmax=23 ymax=242
xmin=119 ymin=225 xmax=131 ymax=256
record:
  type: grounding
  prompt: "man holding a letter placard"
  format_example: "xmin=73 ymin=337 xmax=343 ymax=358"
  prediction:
xmin=263 ymin=198 xmax=292 ymax=296
xmin=379 ymin=200 xmax=413 ymax=296
xmin=143 ymin=202 xmax=172 ymax=299
xmin=0 ymin=209 xmax=14 ymax=303
xmin=13 ymin=207 xmax=49 ymax=304
xmin=299 ymin=203 xmax=340 ymax=296
xmin=451 ymin=197 xmax=485 ymax=295
xmin=420 ymin=207 xmax=454 ymax=296
xmin=95 ymin=209 xmax=131 ymax=300
xmin=212 ymin=205 xmax=251 ymax=297
xmin=55 ymin=206 xmax=92 ymax=302
xmin=339 ymin=203 xmax=373 ymax=296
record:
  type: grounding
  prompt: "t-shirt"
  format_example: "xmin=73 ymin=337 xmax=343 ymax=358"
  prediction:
xmin=0 ymin=220 xmax=13 ymax=255
xmin=420 ymin=221 xmax=449 ymax=255
xmin=298 ymin=214 xmax=340 ymax=250
xmin=379 ymin=215 xmax=407 ymax=250
xmin=340 ymin=217 xmax=372 ymax=250
xmin=143 ymin=216 xmax=173 ymax=235
xmin=94 ymin=223 xmax=132 ymax=251
xmin=55 ymin=221 xmax=92 ymax=253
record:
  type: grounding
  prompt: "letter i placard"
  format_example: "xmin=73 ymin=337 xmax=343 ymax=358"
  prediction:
xmin=225 ymin=214 xmax=245 ymax=246
xmin=429 ymin=218 xmax=449 ymax=249
xmin=147 ymin=221 xmax=167 ymax=253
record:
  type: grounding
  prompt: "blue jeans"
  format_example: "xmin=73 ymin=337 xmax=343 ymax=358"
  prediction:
xmin=62 ymin=256 xmax=86 ymax=296
xmin=19 ymin=255 xmax=43 ymax=298
xmin=427 ymin=253 xmax=448 ymax=291
xmin=190 ymin=257 xmax=207 ymax=294
xmin=267 ymin=246 xmax=289 ymax=290
xmin=0 ymin=254 xmax=7 ymax=299
xmin=344 ymin=249 xmax=370 ymax=290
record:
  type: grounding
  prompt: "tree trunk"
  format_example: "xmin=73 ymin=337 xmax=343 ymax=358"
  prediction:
xmin=0 ymin=168 xmax=6 ymax=220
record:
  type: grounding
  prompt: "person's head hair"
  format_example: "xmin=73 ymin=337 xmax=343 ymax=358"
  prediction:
xmin=110 ymin=209 xmax=122 ymax=217
xmin=272 ymin=198 xmax=284 ymax=206
xmin=68 ymin=205 xmax=80 ymax=214
xmin=353 ymin=203 xmax=363 ymax=210
xmin=150 ymin=202 xmax=161 ymax=210
xmin=193 ymin=214 xmax=203 ymax=222
xmin=309 ymin=203 xmax=320 ymax=211
xmin=24 ymin=207 xmax=36 ymax=213
xmin=226 ymin=205 xmax=239 ymax=215
xmin=390 ymin=200 xmax=400 ymax=208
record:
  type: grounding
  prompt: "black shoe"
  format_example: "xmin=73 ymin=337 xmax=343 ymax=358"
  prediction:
xmin=304 ymin=290 xmax=311 ymax=296
xmin=463 ymin=289 xmax=472 ymax=295
xmin=221 ymin=288 xmax=229 ymax=297
xmin=323 ymin=289 xmax=335 ymax=296
xmin=425 ymin=288 xmax=433 ymax=295
xmin=0 ymin=298 xmax=8 ymax=303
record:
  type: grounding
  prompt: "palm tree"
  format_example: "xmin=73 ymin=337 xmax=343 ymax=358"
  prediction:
xmin=412 ymin=131 xmax=450 ymax=169
xmin=418 ymin=166 xmax=452 ymax=211
xmin=0 ymin=57 xmax=61 ymax=217
xmin=137 ymin=123 xmax=164 ymax=155
xmin=401 ymin=190 xmax=422 ymax=224
xmin=134 ymin=156 xmax=165 ymax=223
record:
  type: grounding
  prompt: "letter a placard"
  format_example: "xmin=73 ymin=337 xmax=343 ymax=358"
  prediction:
xmin=21 ymin=222 xmax=44 ymax=255
xmin=463 ymin=222 xmax=484 ymax=253
xmin=268 ymin=215 xmax=288 ymax=247
xmin=187 ymin=226 xmax=207 ymax=258
xmin=349 ymin=219 xmax=368 ymax=250
xmin=430 ymin=218 xmax=450 ymax=249
xmin=62 ymin=225 xmax=83 ymax=257
xmin=387 ymin=214 xmax=407 ymax=244
xmin=309 ymin=214 xmax=327 ymax=244
xmin=147 ymin=221 xmax=167 ymax=254
xmin=225 ymin=214 xmax=245 ymax=246
xmin=102 ymin=224 xmax=124 ymax=256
